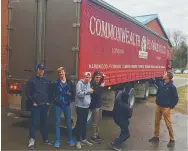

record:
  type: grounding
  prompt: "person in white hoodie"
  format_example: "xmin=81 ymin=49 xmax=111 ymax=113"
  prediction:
xmin=75 ymin=72 xmax=94 ymax=149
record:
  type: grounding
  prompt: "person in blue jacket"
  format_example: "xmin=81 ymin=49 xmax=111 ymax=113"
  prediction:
xmin=27 ymin=64 xmax=52 ymax=150
xmin=149 ymin=72 xmax=178 ymax=147
xmin=109 ymin=89 xmax=133 ymax=151
xmin=53 ymin=67 xmax=75 ymax=148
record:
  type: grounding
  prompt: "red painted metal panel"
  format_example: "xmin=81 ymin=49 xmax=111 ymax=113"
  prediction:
xmin=79 ymin=0 xmax=169 ymax=85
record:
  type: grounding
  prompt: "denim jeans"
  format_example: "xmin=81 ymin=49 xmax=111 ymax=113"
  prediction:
xmin=29 ymin=104 xmax=49 ymax=141
xmin=54 ymin=105 xmax=72 ymax=141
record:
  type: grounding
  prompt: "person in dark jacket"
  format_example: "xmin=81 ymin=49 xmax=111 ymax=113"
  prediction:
xmin=90 ymin=71 xmax=105 ymax=143
xmin=53 ymin=67 xmax=75 ymax=148
xmin=109 ymin=89 xmax=132 ymax=151
xmin=27 ymin=64 xmax=52 ymax=150
xmin=149 ymin=72 xmax=179 ymax=147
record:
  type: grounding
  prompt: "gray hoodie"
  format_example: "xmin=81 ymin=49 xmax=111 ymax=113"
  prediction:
xmin=75 ymin=80 xmax=91 ymax=108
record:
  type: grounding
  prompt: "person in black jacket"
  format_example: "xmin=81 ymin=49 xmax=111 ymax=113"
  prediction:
xmin=149 ymin=72 xmax=178 ymax=147
xmin=27 ymin=64 xmax=52 ymax=150
xmin=90 ymin=71 xmax=105 ymax=143
xmin=109 ymin=89 xmax=132 ymax=151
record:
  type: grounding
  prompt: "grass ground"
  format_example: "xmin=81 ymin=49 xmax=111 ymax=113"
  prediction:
xmin=148 ymin=85 xmax=188 ymax=114
xmin=174 ymin=85 xmax=188 ymax=114
xmin=175 ymin=74 xmax=188 ymax=78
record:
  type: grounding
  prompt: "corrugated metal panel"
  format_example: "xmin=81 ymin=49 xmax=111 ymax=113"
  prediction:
xmin=91 ymin=0 xmax=168 ymax=42
xmin=94 ymin=0 xmax=172 ymax=47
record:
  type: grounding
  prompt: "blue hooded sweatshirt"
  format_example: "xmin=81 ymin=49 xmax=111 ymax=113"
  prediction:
xmin=113 ymin=90 xmax=133 ymax=127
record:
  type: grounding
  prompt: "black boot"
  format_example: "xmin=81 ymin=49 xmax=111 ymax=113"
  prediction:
xmin=149 ymin=137 xmax=159 ymax=143
xmin=167 ymin=140 xmax=175 ymax=147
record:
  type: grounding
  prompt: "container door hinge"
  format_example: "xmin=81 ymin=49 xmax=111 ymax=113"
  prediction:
xmin=7 ymin=25 xmax=14 ymax=31
xmin=73 ymin=0 xmax=81 ymax=3
xmin=8 ymin=6 xmax=13 ymax=9
xmin=6 ymin=45 xmax=12 ymax=52
xmin=72 ymin=23 xmax=80 ymax=28
xmin=72 ymin=46 xmax=79 ymax=52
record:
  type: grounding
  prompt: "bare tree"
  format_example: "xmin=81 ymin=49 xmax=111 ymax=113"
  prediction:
xmin=168 ymin=30 xmax=188 ymax=69
xmin=168 ymin=30 xmax=187 ymax=49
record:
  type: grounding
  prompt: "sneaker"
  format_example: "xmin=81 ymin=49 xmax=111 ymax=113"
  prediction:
xmin=95 ymin=135 xmax=103 ymax=141
xmin=149 ymin=137 xmax=159 ymax=143
xmin=108 ymin=142 xmax=122 ymax=151
xmin=125 ymin=134 xmax=130 ymax=141
xmin=91 ymin=137 xmax=102 ymax=144
xmin=68 ymin=139 xmax=76 ymax=146
xmin=167 ymin=140 xmax=175 ymax=147
xmin=44 ymin=140 xmax=53 ymax=145
xmin=76 ymin=141 xmax=82 ymax=149
xmin=53 ymin=140 xmax=60 ymax=148
xmin=28 ymin=138 xmax=35 ymax=150
xmin=81 ymin=139 xmax=93 ymax=146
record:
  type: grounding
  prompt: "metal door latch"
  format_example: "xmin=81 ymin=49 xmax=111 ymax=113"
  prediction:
xmin=72 ymin=47 xmax=79 ymax=52
xmin=72 ymin=23 xmax=80 ymax=28
xmin=73 ymin=0 xmax=81 ymax=3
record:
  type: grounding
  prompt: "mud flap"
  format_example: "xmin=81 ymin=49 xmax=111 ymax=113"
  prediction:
xmin=101 ymin=88 xmax=116 ymax=111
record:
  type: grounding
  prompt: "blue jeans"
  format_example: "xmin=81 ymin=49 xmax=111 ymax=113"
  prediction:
xmin=29 ymin=104 xmax=49 ymax=141
xmin=54 ymin=105 xmax=72 ymax=140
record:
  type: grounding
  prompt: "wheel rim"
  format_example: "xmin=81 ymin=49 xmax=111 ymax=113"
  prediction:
xmin=146 ymin=87 xmax=149 ymax=98
xmin=129 ymin=94 xmax=135 ymax=108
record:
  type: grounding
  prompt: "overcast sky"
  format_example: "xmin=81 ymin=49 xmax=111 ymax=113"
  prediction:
xmin=104 ymin=0 xmax=188 ymax=38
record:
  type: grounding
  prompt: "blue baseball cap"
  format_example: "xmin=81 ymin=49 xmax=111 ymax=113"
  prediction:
xmin=35 ymin=64 xmax=46 ymax=71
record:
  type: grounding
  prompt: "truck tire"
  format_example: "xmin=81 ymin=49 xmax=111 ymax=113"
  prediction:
xmin=144 ymin=82 xmax=150 ymax=100
xmin=128 ymin=88 xmax=136 ymax=108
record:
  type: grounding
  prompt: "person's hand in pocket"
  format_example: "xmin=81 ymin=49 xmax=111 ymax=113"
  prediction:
xmin=33 ymin=103 xmax=37 ymax=106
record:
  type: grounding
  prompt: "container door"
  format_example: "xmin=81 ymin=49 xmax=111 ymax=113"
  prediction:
xmin=7 ymin=0 xmax=38 ymax=80
xmin=44 ymin=0 xmax=79 ymax=80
